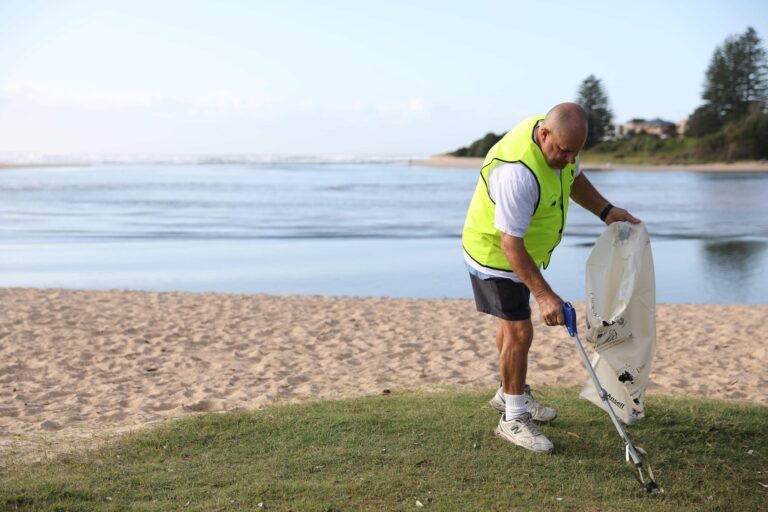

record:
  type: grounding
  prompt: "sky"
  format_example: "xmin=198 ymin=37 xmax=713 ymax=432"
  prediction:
xmin=1 ymin=0 xmax=767 ymax=156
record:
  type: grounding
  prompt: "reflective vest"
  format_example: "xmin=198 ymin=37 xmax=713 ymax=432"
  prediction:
xmin=462 ymin=115 xmax=577 ymax=272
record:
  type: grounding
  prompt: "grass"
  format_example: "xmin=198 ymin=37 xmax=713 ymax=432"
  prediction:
xmin=2 ymin=387 xmax=766 ymax=511
xmin=580 ymin=136 xmax=702 ymax=165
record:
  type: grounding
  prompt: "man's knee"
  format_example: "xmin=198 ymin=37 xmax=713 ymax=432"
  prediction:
xmin=499 ymin=319 xmax=533 ymax=349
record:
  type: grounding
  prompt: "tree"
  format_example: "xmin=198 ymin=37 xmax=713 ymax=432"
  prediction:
xmin=576 ymin=75 xmax=614 ymax=148
xmin=702 ymin=27 xmax=768 ymax=122
xmin=687 ymin=104 xmax=723 ymax=137
xmin=448 ymin=132 xmax=502 ymax=157
xmin=467 ymin=132 xmax=502 ymax=157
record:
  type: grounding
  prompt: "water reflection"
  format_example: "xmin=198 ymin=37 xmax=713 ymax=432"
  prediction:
xmin=702 ymin=239 xmax=767 ymax=271
xmin=700 ymin=239 xmax=768 ymax=301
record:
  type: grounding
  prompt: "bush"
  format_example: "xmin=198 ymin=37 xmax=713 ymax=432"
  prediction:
xmin=448 ymin=132 xmax=503 ymax=157
xmin=690 ymin=131 xmax=727 ymax=160
xmin=691 ymin=113 xmax=768 ymax=160
xmin=589 ymin=134 xmax=666 ymax=155
xmin=687 ymin=104 xmax=723 ymax=137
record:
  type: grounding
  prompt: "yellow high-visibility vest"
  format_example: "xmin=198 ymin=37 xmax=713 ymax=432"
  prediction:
xmin=462 ymin=115 xmax=577 ymax=272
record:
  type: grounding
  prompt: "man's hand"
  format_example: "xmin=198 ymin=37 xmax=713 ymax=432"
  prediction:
xmin=534 ymin=289 xmax=565 ymax=326
xmin=605 ymin=207 xmax=641 ymax=225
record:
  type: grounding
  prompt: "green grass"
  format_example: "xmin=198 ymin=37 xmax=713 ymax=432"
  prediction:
xmin=581 ymin=136 xmax=702 ymax=165
xmin=2 ymin=387 xmax=766 ymax=511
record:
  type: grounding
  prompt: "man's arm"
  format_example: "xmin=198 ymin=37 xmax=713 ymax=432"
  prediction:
xmin=500 ymin=233 xmax=564 ymax=326
xmin=570 ymin=173 xmax=640 ymax=224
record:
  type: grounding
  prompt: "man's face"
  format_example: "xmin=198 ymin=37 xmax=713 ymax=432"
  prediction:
xmin=538 ymin=126 xmax=586 ymax=169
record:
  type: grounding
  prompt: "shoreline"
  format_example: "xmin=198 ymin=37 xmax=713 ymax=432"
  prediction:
xmin=4 ymin=157 xmax=768 ymax=173
xmin=410 ymin=155 xmax=768 ymax=172
xmin=2 ymin=288 xmax=766 ymax=464
xmin=0 ymin=162 xmax=84 ymax=170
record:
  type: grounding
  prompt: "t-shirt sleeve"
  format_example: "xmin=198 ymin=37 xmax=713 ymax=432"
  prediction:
xmin=488 ymin=163 xmax=539 ymax=238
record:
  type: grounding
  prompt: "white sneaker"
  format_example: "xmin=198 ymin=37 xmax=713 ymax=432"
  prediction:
xmin=495 ymin=412 xmax=554 ymax=453
xmin=489 ymin=384 xmax=557 ymax=422
xmin=489 ymin=387 xmax=506 ymax=412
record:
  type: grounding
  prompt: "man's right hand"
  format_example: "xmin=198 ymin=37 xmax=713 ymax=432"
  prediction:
xmin=535 ymin=290 xmax=565 ymax=326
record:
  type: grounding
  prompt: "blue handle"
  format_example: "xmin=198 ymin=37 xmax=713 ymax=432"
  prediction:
xmin=563 ymin=302 xmax=577 ymax=337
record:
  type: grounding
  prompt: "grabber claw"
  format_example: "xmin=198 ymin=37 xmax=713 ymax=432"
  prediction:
xmin=628 ymin=446 xmax=661 ymax=496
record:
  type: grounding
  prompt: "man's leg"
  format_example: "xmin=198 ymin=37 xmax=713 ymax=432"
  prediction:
xmin=490 ymin=318 xmax=558 ymax=422
xmin=498 ymin=318 xmax=533 ymax=395
xmin=494 ymin=317 xmax=553 ymax=452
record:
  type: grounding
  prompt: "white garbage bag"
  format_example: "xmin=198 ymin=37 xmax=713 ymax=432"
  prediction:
xmin=580 ymin=221 xmax=656 ymax=425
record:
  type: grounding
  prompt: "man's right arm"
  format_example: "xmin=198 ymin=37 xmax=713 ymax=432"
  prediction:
xmin=500 ymin=233 xmax=565 ymax=326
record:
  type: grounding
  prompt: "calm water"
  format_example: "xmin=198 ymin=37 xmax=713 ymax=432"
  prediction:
xmin=1 ymin=163 xmax=767 ymax=303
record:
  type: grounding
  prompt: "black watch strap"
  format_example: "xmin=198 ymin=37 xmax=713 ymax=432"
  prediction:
xmin=599 ymin=203 xmax=614 ymax=222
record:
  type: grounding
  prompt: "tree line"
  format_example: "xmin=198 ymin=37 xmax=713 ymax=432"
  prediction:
xmin=450 ymin=27 xmax=768 ymax=162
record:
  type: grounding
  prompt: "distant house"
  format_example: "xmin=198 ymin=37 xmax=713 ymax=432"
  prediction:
xmin=615 ymin=118 xmax=679 ymax=139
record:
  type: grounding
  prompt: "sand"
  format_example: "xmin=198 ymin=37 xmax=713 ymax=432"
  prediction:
xmin=1 ymin=288 xmax=766 ymax=464
xmin=411 ymin=156 xmax=768 ymax=172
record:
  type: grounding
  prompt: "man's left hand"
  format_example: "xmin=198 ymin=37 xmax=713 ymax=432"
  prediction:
xmin=605 ymin=207 xmax=640 ymax=224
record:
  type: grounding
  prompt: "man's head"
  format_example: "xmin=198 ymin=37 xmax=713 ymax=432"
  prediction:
xmin=537 ymin=103 xmax=588 ymax=169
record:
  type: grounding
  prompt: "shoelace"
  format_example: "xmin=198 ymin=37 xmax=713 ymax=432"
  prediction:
xmin=524 ymin=385 xmax=541 ymax=404
xmin=518 ymin=413 xmax=543 ymax=436
xmin=524 ymin=388 xmax=542 ymax=412
xmin=524 ymin=386 xmax=551 ymax=414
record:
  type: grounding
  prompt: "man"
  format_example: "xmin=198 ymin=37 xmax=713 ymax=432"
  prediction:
xmin=462 ymin=102 xmax=639 ymax=453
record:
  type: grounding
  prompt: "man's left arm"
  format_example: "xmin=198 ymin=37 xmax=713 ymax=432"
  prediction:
xmin=569 ymin=173 xmax=641 ymax=224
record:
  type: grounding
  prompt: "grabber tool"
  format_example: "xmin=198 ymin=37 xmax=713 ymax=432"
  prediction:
xmin=562 ymin=302 xmax=661 ymax=496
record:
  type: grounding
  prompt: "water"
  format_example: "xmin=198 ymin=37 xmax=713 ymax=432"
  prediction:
xmin=1 ymin=162 xmax=767 ymax=303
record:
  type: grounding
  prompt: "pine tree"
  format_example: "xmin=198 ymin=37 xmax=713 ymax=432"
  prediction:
xmin=702 ymin=27 xmax=768 ymax=122
xmin=576 ymin=75 xmax=614 ymax=148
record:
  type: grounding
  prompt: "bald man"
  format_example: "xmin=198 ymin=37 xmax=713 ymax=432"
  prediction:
xmin=462 ymin=103 xmax=639 ymax=453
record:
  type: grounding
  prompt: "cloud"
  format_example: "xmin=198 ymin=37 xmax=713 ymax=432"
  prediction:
xmin=0 ymin=80 xmax=432 ymax=124
xmin=375 ymin=98 xmax=430 ymax=121
xmin=0 ymin=80 xmax=273 ymax=111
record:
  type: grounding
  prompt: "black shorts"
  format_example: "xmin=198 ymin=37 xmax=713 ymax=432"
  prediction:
xmin=469 ymin=273 xmax=531 ymax=321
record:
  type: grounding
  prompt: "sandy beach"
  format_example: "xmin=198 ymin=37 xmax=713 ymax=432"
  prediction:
xmin=411 ymin=155 xmax=768 ymax=172
xmin=2 ymin=288 xmax=766 ymax=464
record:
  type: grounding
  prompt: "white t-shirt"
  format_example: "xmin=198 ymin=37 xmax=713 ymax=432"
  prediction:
xmin=464 ymin=158 xmax=581 ymax=281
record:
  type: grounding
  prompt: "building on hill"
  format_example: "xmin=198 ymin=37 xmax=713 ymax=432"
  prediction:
xmin=615 ymin=118 xmax=679 ymax=139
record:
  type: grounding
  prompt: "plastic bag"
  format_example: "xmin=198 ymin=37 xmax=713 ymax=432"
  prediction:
xmin=580 ymin=221 xmax=656 ymax=425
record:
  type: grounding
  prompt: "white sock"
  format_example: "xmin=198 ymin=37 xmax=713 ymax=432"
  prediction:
xmin=504 ymin=393 xmax=527 ymax=421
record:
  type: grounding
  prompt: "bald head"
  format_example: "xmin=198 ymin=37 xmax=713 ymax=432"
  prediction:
xmin=542 ymin=102 xmax=588 ymax=141
xmin=536 ymin=102 xmax=588 ymax=169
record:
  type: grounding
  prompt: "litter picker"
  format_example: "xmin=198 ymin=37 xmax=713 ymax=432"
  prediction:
xmin=562 ymin=301 xmax=661 ymax=496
